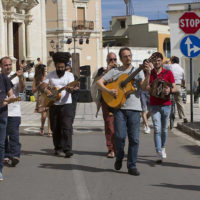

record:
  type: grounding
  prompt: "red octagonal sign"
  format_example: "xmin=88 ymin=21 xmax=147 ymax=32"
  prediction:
xmin=179 ymin=12 xmax=200 ymax=34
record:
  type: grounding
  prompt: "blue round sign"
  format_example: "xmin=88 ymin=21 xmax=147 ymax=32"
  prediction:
xmin=180 ymin=35 xmax=200 ymax=58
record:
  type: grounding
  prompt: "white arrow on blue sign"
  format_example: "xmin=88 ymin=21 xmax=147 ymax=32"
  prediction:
xmin=180 ymin=35 xmax=200 ymax=58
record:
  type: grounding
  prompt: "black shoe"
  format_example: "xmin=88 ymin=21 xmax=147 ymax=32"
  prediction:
xmin=114 ymin=159 xmax=122 ymax=170
xmin=65 ymin=151 xmax=73 ymax=158
xmin=183 ymin=118 xmax=188 ymax=123
xmin=11 ymin=157 xmax=20 ymax=167
xmin=156 ymin=159 xmax=163 ymax=164
xmin=128 ymin=168 xmax=140 ymax=176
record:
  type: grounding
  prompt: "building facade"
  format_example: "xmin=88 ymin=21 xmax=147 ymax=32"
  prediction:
xmin=168 ymin=2 xmax=200 ymax=88
xmin=0 ymin=0 xmax=47 ymax=69
xmin=103 ymin=15 xmax=170 ymax=61
xmin=46 ymin=0 xmax=103 ymax=75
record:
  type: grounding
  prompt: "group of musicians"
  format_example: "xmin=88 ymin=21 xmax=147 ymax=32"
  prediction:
xmin=0 ymin=48 xmax=184 ymax=181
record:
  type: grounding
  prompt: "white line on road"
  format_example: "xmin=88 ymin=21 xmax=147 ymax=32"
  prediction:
xmin=70 ymin=158 xmax=91 ymax=200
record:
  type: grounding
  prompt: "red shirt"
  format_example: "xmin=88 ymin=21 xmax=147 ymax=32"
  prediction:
xmin=150 ymin=68 xmax=175 ymax=106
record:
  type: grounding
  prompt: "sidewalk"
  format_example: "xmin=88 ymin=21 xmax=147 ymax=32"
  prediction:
xmin=21 ymin=101 xmax=104 ymax=129
xmin=21 ymin=100 xmax=200 ymax=139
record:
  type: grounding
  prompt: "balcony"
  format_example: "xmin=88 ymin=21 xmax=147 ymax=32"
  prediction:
xmin=72 ymin=20 xmax=94 ymax=31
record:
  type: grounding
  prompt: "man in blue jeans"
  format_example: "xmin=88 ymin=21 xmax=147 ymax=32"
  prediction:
xmin=0 ymin=67 xmax=13 ymax=181
xmin=97 ymin=47 xmax=150 ymax=175
xmin=144 ymin=52 xmax=176 ymax=163
xmin=1 ymin=56 xmax=25 ymax=167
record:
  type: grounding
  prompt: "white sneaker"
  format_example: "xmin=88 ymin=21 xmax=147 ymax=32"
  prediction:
xmin=0 ymin=172 xmax=3 ymax=181
xmin=144 ymin=126 xmax=151 ymax=134
xmin=162 ymin=148 xmax=167 ymax=158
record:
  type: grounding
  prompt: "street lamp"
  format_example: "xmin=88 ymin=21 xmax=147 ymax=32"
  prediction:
xmin=50 ymin=39 xmax=64 ymax=52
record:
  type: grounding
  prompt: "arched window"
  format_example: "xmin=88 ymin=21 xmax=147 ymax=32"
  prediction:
xmin=163 ymin=38 xmax=171 ymax=58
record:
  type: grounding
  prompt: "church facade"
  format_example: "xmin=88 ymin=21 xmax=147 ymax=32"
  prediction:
xmin=0 ymin=0 xmax=47 ymax=68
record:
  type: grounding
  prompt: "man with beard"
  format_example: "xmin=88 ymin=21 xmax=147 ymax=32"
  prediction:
xmin=144 ymin=52 xmax=176 ymax=163
xmin=43 ymin=52 xmax=75 ymax=158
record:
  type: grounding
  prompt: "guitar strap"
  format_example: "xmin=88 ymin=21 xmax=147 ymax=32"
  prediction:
xmin=152 ymin=69 xmax=169 ymax=80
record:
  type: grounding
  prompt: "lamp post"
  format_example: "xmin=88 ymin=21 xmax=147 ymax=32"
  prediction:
xmin=65 ymin=36 xmax=89 ymax=78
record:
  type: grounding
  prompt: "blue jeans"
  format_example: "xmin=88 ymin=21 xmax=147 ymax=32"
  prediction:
xmin=149 ymin=105 xmax=171 ymax=153
xmin=0 ymin=118 xmax=8 ymax=172
xmin=114 ymin=109 xmax=140 ymax=169
xmin=5 ymin=117 xmax=21 ymax=159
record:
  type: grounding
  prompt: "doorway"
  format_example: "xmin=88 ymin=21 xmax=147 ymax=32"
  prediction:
xmin=13 ymin=22 xmax=19 ymax=69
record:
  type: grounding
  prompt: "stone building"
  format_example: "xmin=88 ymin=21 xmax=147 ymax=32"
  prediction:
xmin=0 ymin=0 xmax=47 ymax=69
xmin=46 ymin=0 xmax=103 ymax=76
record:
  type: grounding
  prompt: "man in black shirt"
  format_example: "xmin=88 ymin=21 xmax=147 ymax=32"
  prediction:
xmin=0 ymin=67 xmax=13 ymax=181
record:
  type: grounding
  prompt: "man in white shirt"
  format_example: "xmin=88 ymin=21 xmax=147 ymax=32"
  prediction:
xmin=1 ymin=56 xmax=25 ymax=167
xmin=43 ymin=52 xmax=75 ymax=158
xmin=164 ymin=56 xmax=188 ymax=123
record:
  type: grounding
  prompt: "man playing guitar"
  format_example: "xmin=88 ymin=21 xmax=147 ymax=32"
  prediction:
xmin=1 ymin=56 xmax=25 ymax=168
xmin=97 ymin=47 xmax=150 ymax=176
xmin=42 ymin=52 xmax=76 ymax=158
xmin=0 ymin=57 xmax=14 ymax=181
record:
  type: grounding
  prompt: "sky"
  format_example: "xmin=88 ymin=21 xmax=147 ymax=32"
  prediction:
xmin=101 ymin=0 xmax=200 ymax=29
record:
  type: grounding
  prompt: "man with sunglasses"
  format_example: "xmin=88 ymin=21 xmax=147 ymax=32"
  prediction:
xmin=102 ymin=52 xmax=118 ymax=158
xmin=91 ymin=52 xmax=118 ymax=158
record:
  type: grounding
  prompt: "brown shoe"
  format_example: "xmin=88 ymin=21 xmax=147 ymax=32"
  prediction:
xmin=107 ymin=150 xmax=115 ymax=158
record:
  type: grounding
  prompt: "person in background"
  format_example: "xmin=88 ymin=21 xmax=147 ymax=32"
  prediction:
xmin=164 ymin=56 xmax=188 ymax=123
xmin=0 ymin=57 xmax=14 ymax=181
xmin=32 ymin=64 xmax=52 ymax=136
xmin=1 ymin=57 xmax=24 ymax=168
xmin=65 ymin=64 xmax=79 ymax=123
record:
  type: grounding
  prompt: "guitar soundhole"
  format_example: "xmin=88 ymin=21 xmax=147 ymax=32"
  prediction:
xmin=120 ymin=81 xmax=125 ymax=88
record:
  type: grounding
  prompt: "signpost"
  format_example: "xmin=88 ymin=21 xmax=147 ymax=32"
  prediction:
xmin=179 ymin=10 xmax=200 ymax=122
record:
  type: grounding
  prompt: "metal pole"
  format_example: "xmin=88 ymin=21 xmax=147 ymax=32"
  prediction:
xmin=190 ymin=58 xmax=193 ymax=122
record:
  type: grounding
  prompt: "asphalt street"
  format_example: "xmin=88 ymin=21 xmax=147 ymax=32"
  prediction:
xmin=0 ymin=125 xmax=200 ymax=200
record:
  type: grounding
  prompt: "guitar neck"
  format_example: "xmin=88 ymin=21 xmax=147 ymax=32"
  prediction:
xmin=123 ymin=65 xmax=144 ymax=85
xmin=10 ymin=73 xmax=17 ymax=80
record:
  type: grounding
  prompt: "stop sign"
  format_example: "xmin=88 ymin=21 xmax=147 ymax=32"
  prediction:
xmin=179 ymin=12 xmax=200 ymax=34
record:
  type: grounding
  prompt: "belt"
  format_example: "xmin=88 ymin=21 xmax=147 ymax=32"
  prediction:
xmin=176 ymin=84 xmax=181 ymax=85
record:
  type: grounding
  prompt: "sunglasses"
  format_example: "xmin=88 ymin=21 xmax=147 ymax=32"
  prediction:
xmin=109 ymin=58 xmax=117 ymax=62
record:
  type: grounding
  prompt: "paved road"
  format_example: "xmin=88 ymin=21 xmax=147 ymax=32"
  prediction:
xmin=0 ymin=126 xmax=199 ymax=200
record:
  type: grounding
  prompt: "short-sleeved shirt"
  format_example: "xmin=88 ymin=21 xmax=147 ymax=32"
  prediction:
xmin=44 ymin=71 xmax=74 ymax=105
xmin=150 ymin=68 xmax=175 ymax=106
xmin=163 ymin=63 xmax=184 ymax=85
xmin=103 ymin=65 xmax=144 ymax=111
xmin=0 ymin=73 xmax=13 ymax=118
xmin=8 ymin=71 xmax=21 ymax=117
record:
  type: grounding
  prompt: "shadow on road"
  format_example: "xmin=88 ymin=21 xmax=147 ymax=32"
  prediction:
xmin=38 ymin=163 xmax=127 ymax=174
xmin=182 ymin=145 xmax=200 ymax=156
xmin=152 ymin=183 xmax=200 ymax=192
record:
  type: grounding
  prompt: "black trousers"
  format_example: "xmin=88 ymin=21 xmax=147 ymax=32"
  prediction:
xmin=49 ymin=104 xmax=74 ymax=152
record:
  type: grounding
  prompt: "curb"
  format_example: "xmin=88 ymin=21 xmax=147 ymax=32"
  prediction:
xmin=177 ymin=122 xmax=200 ymax=140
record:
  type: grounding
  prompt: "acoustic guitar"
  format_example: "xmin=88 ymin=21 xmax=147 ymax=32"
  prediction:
xmin=41 ymin=80 xmax=80 ymax=107
xmin=102 ymin=65 xmax=144 ymax=108
xmin=10 ymin=62 xmax=34 ymax=80
xmin=1 ymin=97 xmax=21 ymax=105
xmin=102 ymin=53 xmax=158 ymax=108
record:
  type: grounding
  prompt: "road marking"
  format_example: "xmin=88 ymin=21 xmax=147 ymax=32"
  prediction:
xmin=70 ymin=158 xmax=91 ymax=200
xmin=24 ymin=127 xmax=40 ymax=133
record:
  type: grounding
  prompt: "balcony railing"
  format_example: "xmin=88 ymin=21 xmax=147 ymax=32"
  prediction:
xmin=72 ymin=20 xmax=94 ymax=31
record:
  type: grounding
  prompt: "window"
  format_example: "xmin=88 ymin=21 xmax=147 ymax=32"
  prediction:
xmin=120 ymin=20 xmax=126 ymax=29
xmin=163 ymin=38 xmax=171 ymax=58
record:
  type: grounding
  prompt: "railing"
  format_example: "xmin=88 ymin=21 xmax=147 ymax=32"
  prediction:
xmin=72 ymin=20 xmax=94 ymax=31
